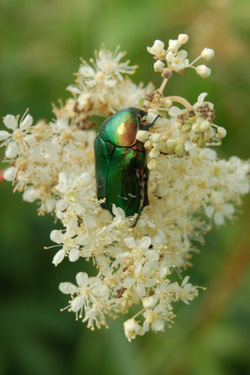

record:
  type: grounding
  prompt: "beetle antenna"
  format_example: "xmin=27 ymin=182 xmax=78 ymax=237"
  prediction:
xmin=142 ymin=114 xmax=161 ymax=131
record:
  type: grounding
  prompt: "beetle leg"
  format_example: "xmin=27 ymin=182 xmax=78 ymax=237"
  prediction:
xmin=131 ymin=208 xmax=143 ymax=227
xmin=131 ymin=167 xmax=149 ymax=227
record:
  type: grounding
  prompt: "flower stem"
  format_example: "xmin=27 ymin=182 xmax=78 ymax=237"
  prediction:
xmin=189 ymin=54 xmax=202 ymax=67
xmin=165 ymin=96 xmax=193 ymax=110
xmin=158 ymin=78 xmax=169 ymax=94
xmin=133 ymin=308 xmax=145 ymax=320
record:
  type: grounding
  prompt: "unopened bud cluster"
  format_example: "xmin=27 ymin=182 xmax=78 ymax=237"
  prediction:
xmin=147 ymin=34 xmax=214 ymax=78
xmin=137 ymin=92 xmax=227 ymax=168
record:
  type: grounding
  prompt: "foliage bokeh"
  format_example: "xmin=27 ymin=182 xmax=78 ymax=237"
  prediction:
xmin=0 ymin=0 xmax=249 ymax=374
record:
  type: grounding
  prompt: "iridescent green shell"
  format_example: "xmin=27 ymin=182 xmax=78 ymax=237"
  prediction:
xmin=94 ymin=107 xmax=149 ymax=221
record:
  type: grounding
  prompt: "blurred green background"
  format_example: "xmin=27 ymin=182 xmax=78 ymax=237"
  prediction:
xmin=1 ymin=0 xmax=249 ymax=374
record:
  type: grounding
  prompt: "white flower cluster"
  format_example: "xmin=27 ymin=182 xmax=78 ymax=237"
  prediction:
xmin=63 ymin=46 xmax=153 ymax=127
xmin=0 ymin=114 xmax=96 ymax=213
xmin=1 ymin=35 xmax=249 ymax=341
xmin=147 ymin=34 xmax=214 ymax=78
xmin=139 ymin=92 xmax=228 ymax=165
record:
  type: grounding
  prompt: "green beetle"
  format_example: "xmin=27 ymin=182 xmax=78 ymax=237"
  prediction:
xmin=94 ymin=107 xmax=156 ymax=225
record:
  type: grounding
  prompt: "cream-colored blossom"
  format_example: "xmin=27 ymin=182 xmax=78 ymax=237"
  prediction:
xmin=166 ymin=50 xmax=189 ymax=72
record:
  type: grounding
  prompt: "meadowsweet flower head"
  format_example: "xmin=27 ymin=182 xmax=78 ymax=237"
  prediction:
xmin=1 ymin=34 xmax=249 ymax=341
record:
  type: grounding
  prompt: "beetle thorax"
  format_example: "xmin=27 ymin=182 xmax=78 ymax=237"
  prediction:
xmin=98 ymin=108 xmax=140 ymax=147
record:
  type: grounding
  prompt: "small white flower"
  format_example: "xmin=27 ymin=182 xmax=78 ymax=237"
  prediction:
xmin=143 ymin=304 xmax=167 ymax=332
xmin=166 ymin=49 xmax=189 ymax=72
xmin=123 ymin=319 xmax=144 ymax=341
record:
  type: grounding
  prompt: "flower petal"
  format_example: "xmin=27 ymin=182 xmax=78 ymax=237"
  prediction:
xmin=50 ymin=230 xmax=64 ymax=244
xmin=0 ymin=130 xmax=10 ymax=141
xmin=3 ymin=114 xmax=18 ymax=130
xmin=76 ymin=272 xmax=88 ymax=287
xmin=20 ymin=114 xmax=33 ymax=129
xmin=52 ymin=249 xmax=65 ymax=265
xmin=59 ymin=282 xmax=77 ymax=294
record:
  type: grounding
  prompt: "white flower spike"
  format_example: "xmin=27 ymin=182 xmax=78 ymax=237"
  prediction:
xmin=1 ymin=34 xmax=249 ymax=341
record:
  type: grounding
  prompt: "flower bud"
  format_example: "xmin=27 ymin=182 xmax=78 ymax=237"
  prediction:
xmin=196 ymin=65 xmax=211 ymax=78
xmin=200 ymin=120 xmax=211 ymax=132
xmin=201 ymin=48 xmax=215 ymax=60
xmin=178 ymin=33 xmax=189 ymax=45
xmin=182 ymin=123 xmax=192 ymax=132
xmin=152 ymin=142 xmax=163 ymax=150
xmin=197 ymin=136 xmax=206 ymax=148
xmin=136 ymin=130 xmax=149 ymax=142
xmin=149 ymin=148 xmax=160 ymax=159
xmin=161 ymin=135 xmax=167 ymax=141
xmin=144 ymin=140 xmax=152 ymax=150
xmin=204 ymin=128 xmax=215 ymax=141
xmin=154 ymin=60 xmax=165 ymax=72
xmin=217 ymin=126 xmax=227 ymax=138
xmin=165 ymin=140 xmax=176 ymax=154
xmin=147 ymin=40 xmax=165 ymax=55
xmin=150 ymin=133 xmax=160 ymax=143
xmin=142 ymin=295 xmax=157 ymax=309
xmin=175 ymin=142 xmax=184 ymax=155
xmin=147 ymin=159 xmax=157 ymax=170
xmin=168 ymin=39 xmax=181 ymax=53
xmin=192 ymin=123 xmax=201 ymax=133
xmin=163 ymin=99 xmax=172 ymax=108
